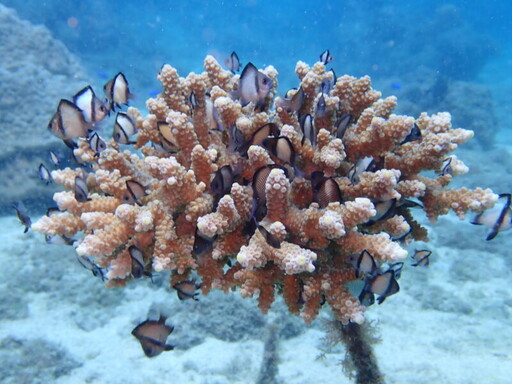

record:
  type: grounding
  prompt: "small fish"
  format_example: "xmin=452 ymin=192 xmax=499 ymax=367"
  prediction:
xmin=236 ymin=63 xmax=273 ymax=110
xmin=367 ymin=199 xmax=397 ymax=224
xmin=205 ymin=97 xmax=223 ymax=131
xmin=262 ymin=136 xmax=296 ymax=166
xmin=334 ymin=113 xmax=352 ymax=140
xmin=239 ymin=123 xmax=279 ymax=155
xmin=320 ymin=69 xmax=337 ymax=94
xmin=389 ymin=262 xmax=404 ymax=279
xmin=76 ymin=255 xmax=106 ymax=281
xmin=12 ymin=202 xmax=31 ymax=233
xmin=211 ymin=165 xmax=234 ymax=196
xmin=349 ymin=250 xmax=377 ymax=278
xmin=348 ymin=157 xmax=383 ymax=184
xmin=193 ymin=228 xmax=216 ymax=255
xmin=319 ymin=49 xmax=333 ymax=65
xmin=400 ymin=123 xmax=422 ymax=144
xmin=391 ymin=82 xmax=402 ymax=90
xmin=257 ymin=222 xmax=281 ymax=248
xmin=225 ymin=51 xmax=241 ymax=73
xmin=88 ymin=132 xmax=107 ymax=157
xmin=73 ymin=85 xmax=109 ymax=123
xmin=189 ymin=92 xmax=199 ymax=108
xmin=315 ymin=93 xmax=326 ymax=117
xmin=49 ymin=151 xmax=60 ymax=167
xmin=311 ymin=171 xmax=343 ymax=208
xmin=277 ymin=87 xmax=304 ymax=113
xmin=113 ymin=112 xmax=137 ymax=144
xmin=390 ymin=226 xmax=412 ymax=242
xmin=63 ymin=138 xmax=78 ymax=149
xmin=411 ymin=249 xmax=432 ymax=267
xmin=320 ymin=78 xmax=331 ymax=95
xmin=128 ymin=245 xmax=149 ymax=278
xmin=103 ymin=72 xmax=133 ymax=111
xmin=157 ymin=121 xmax=179 ymax=152
xmin=228 ymin=124 xmax=245 ymax=153
xmin=131 ymin=315 xmax=174 ymax=357
xmin=45 ymin=234 xmax=75 ymax=246
xmin=398 ymin=199 xmax=423 ymax=209
xmin=38 ymin=163 xmax=52 ymax=184
xmin=299 ymin=114 xmax=316 ymax=146
xmin=360 ymin=270 xmax=400 ymax=305
xmin=411 ymin=249 xmax=431 ymax=267
xmin=46 ymin=207 xmax=61 ymax=216
xmin=122 ymin=180 xmax=146 ymax=206
xmin=440 ymin=156 xmax=453 ymax=177
xmin=48 ymin=99 xmax=89 ymax=140
xmin=173 ymin=280 xmax=201 ymax=301
xmin=359 ymin=290 xmax=376 ymax=307
xmin=471 ymin=193 xmax=512 ymax=240
xmin=74 ymin=175 xmax=90 ymax=203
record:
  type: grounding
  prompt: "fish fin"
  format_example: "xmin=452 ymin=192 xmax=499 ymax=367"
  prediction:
xmin=486 ymin=229 xmax=499 ymax=241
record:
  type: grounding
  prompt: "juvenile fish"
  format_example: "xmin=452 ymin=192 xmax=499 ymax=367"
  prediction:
xmin=12 ymin=202 xmax=31 ymax=233
xmin=173 ymin=280 xmax=201 ymax=301
xmin=257 ymin=222 xmax=281 ymax=248
xmin=276 ymin=87 xmax=304 ymax=113
xmin=49 ymin=151 xmax=60 ymax=167
xmin=157 ymin=121 xmax=179 ymax=152
xmin=471 ymin=193 xmax=512 ymax=240
xmin=73 ymin=85 xmax=109 ymax=123
xmin=38 ymin=163 xmax=52 ymax=184
xmin=349 ymin=250 xmax=377 ymax=278
xmin=299 ymin=114 xmax=315 ymax=146
xmin=114 ymin=112 xmax=137 ymax=144
xmin=262 ymin=136 xmax=296 ymax=166
xmin=225 ymin=51 xmax=241 ymax=73
xmin=319 ymin=49 xmax=333 ymax=65
xmin=74 ymin=175 xmax=90 ymax=203
xmin=104 ymin=72 xmax=134 ymax=111
xmin=400 ymin=123 xmax=422 ymax=144
xmin=131 ymin=315 xmax=174 ymax=358
xmin=235 ymin=63 xmax=273 ymax=111
xmin=311 ymin=171 xmax=343 ymax=208
xmin=359 ymin=270 xmax=399 ymax=305
xmin=76 ymin=255 xmax=106 ymax=281
xmin=211 ymin=165 xmax=235 ymax=196
xmin=411 ymin=249 xmax=431 ymax=267
xmin=88 ymin=132 xmax=107 ymax=157
xmin=48 ymin=99 xmax=88 ymax=140
xmin=122 ymin=180 xmax=146 ymax=206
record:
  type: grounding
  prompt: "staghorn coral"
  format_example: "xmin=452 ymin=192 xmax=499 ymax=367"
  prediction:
xmin=32 ymin=54 xmax=498 ymax=326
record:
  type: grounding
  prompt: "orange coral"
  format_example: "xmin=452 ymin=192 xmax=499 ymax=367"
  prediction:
xmin=32 ymin=54 xmax=498 ymax=327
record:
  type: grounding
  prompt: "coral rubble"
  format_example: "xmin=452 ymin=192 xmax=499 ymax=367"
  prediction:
xmin=32 ymin=54 xmax=497 ymax=325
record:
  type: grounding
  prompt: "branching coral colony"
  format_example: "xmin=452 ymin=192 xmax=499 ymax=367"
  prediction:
xmin=33 ymin=52 xmax=497 ymax=327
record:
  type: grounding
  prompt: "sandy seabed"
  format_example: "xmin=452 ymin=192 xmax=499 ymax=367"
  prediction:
xmin=0 ymin=212 xmax=510 ymax=384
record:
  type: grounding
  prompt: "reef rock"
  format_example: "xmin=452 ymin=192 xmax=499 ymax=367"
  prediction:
xmin=0 ymin=4 xmax=89 ymax=211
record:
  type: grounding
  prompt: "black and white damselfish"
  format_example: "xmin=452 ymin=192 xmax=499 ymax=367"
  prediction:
xmin=471 ymin=193 xmax=512 ymax=240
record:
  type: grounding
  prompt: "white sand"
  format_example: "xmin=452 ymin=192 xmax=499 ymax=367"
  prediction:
xmin=1 ymin=215 xmax=511 ymax=384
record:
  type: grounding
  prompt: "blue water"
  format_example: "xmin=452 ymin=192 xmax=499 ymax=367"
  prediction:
xmin=1 ymin=1 xmax=512 ymax=383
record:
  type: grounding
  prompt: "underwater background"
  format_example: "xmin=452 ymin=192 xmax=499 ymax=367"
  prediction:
xmin=0 ymin=1 xmax=511 ymax=383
